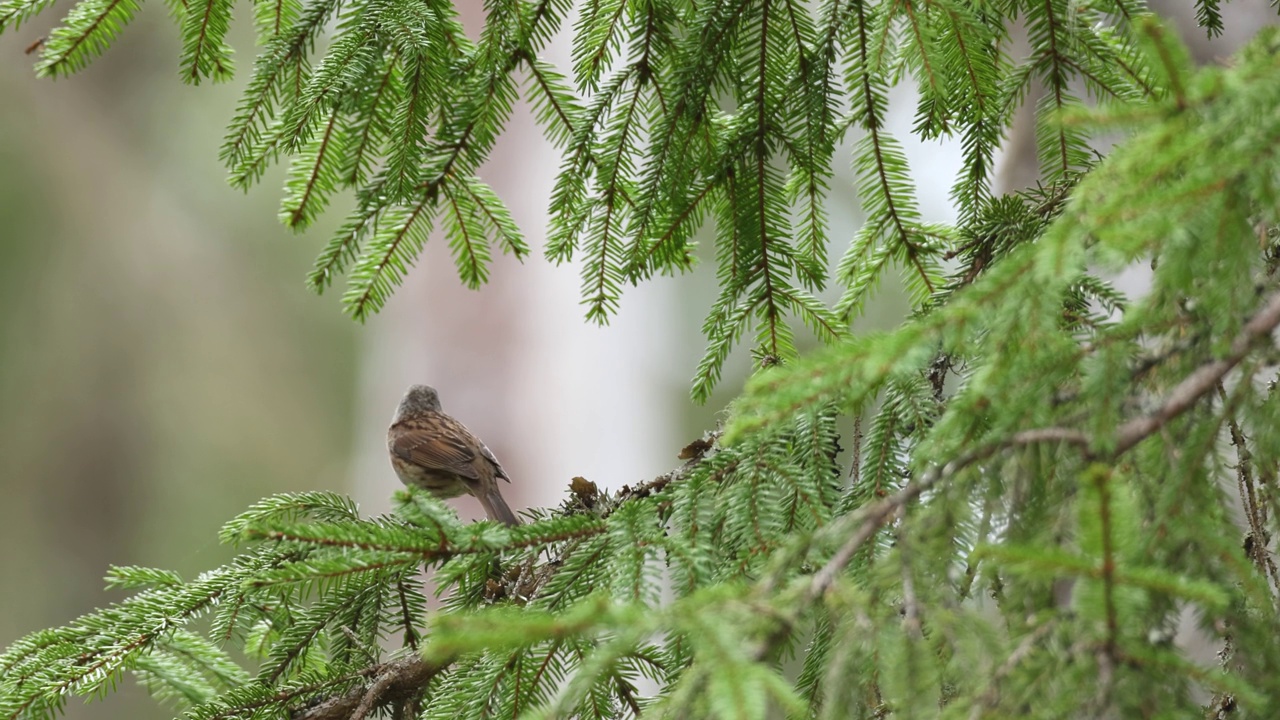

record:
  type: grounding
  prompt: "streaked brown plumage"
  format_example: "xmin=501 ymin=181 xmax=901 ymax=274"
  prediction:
xmin=387 ymin=385 xmax=520 ymax=526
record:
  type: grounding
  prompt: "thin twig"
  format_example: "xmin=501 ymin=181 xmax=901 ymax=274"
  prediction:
xmin=1010 ymin=427 xmax=1088 ymax=447
xmin=351 ymin=669 xmax=400 ymax=720
xmin=896 ymin=505 xmax=922 ymax=639
xmin=397 ymin=581 xmax=419 ymax=652
xmin=1218 ymin=381 xmax=1280 ymax=597
xmin=848 ymin=414 xmax=863 ymax=484
xmin=807 ymin=431 xmax=1056 ymax=601
xmin=992 ymin=290 xmax=1280 ymax=461
xmin=1112 ymin=290 xmax=1280 ymax=455
xmin=291 ymin=655 xmax=454 ymax=720
xmin=967 ymin=620 xmax=1057 ymax=720
xmin=1092 ymin=475 xmax=1117 ymax=649
xmin=807 ymin=481 xmax=925 ymax=601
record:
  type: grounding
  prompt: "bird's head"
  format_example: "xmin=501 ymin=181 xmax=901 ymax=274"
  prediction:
xmin=393 ymin=384 xmax=442 ymax=422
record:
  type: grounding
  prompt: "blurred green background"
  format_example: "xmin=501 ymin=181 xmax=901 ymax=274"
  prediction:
xmin=0 ymin=11 xmax=360 ymax=718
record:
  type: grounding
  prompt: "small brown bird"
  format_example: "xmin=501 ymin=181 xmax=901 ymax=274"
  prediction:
xmin=387 ymin=385 xmax=520 ymax=526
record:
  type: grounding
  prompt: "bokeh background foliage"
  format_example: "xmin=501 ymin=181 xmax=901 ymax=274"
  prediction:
xmin=3 ymin=0 xmax=1280 ymax=718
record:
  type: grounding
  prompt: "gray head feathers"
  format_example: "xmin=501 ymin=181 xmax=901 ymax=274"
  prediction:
xmin=393 ymin=384 xmax=442 ymax=421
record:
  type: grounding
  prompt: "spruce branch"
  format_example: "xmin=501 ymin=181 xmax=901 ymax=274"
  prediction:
xmin=290 ymin=655 xmax=455 ymax=720
xmin=1220 ymin=381 xmax=1280 ymax=595
xmin=762 ymin=283 xmax=1280 ymax=636
xmin=6 ymin=5 xmax=1280 ymax=719
xmin=965 ymin=619 xmax=1059 ymax=720
xmin=1111 ymin=289 xmax=1280 ymax=455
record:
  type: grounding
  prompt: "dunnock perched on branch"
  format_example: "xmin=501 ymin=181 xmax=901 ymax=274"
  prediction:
xmin=388 ymin=385 xmax=520 ymax=526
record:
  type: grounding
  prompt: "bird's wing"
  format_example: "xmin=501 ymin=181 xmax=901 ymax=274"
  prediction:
xmin=479 ymin=443 xmax=511 ymax=483
xmin=391 ymin=427 xmax=482 ymax=481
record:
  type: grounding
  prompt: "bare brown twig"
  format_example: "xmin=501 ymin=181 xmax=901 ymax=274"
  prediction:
xmin=291 ymin=655 xmax=454 ymax=720
xmin=806 ymin=432 xmax=1033 ymax=602
xmin=1112 ymin=290 xmax=1280 ymax=455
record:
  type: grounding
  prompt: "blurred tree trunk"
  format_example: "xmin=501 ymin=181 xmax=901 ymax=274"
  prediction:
xmin=0 ymin=17 xmax=357 ymax=720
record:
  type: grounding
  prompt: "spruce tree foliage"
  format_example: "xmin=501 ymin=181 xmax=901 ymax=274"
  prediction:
xmin=5 ymin=0 xmax=1280 ymax=718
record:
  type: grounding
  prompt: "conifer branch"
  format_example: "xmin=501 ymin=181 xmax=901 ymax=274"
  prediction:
xmin=795 ymin=323 xmax=1280 ymax=617
xmin=6 ymin=5 xmax=1280 ymax=719
xmin=1093 ymin=467 xmax=1120 ymax=670
xmin=1111 ymin=289 xmax=1280 ymax=455
xmin=290 ymin=655 xmax=455 ymax=720
xmin=340 ymin=54 xmax=400 ymax=186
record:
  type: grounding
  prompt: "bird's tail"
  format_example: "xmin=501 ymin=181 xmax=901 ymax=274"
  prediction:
xmin=478 ymin=487 xmax=520 ymax=526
